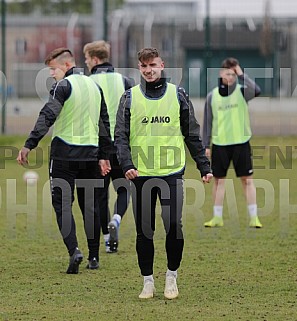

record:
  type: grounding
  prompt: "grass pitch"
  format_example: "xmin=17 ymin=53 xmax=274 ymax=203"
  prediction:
xmin=0 ymin=136 xmax=297 ymax=321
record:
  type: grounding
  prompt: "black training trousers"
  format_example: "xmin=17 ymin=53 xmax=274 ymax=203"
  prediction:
xmin=98 ymin=153 xmax=130 ymax=235
xmin=131 ymin=175 xmax=184 ymax=276
xmin=49 ymin=159 xmax=102 ymax=260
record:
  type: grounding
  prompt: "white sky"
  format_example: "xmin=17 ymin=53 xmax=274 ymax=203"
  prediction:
xmin=200 ymin=0 xmax=297 ymax=17
xmin=127 ymin=0 xmax=297 ymax=18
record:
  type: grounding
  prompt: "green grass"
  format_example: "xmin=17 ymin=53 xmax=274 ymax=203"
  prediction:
xmin=1 ymin=136 xmax=297 ymax=321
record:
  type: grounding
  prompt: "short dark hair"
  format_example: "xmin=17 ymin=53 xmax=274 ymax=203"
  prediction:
xmin=221 ymin=57 xmax=239 ymax=69
xmin=137 ymin=47 xmax=160 ymax=63
xmin=44 ymin=48 xmax=73 ymax=65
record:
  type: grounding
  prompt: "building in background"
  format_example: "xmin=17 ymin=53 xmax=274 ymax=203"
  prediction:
xmin=1 ymin=0 xmax=297 ymax=98
xmin=110 ymin=0 xmax=293 ymax=97
xmin=1 ymin=14 xmax=92 ymax=98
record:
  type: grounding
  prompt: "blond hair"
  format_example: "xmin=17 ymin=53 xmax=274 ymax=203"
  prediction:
xmin=83 ymin=40 xmax=110 ymax=62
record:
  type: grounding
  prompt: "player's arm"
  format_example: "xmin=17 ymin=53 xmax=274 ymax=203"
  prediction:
xmin=178 ymin=87 xmax=211 ymax=177
xmin=114 ymin=90 xmax=137 ymax=176
xmin=17 ymin=80 xmax=69 ymax=166
xmin=98 ymin=88 xmax=112 ymax=160
xmin=124 ymin=76 xmax=135 ymax=90
xmin=236 ymin=64 xmax=261 ymax=101
xmin=202 ymin=92 xmax=213 ymax=151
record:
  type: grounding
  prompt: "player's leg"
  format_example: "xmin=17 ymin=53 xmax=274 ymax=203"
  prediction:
xmin=233 ymin=141 xmax=262 ymax=228
xmin=97 ymin=173 xmax=112 ymax=252
xmin=76 ymin=161 xmax=101 ymax=269
xmin=205 ymin=177 xmax=226 ymax=227
xmin=205 ymin=144 xmax=230 ymax=227
xmin=107 ymin=154 xmax=131 ymax=252
xmin=240 ymin=176 xmax=262 ymax=227
xmin=132 ymin=177 xmax=157 ymax=299
xmin=160 ymin=176 xmax=184 ymax=299
xmin=50 ymin=159 xmax=83 ymax=274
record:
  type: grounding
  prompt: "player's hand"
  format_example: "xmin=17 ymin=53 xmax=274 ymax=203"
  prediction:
xmin=205 ymin=148 xmax=211 ymax=158
xmin=233 ymin=64 xmax=243 ymax=76
xmin=202 ymin=173 xmax=213 ymax=184
xmin=99 ymin=159 xmax=111 ymax=176
xmin=125 ymin=168 xmax=139 ymax=180
xmin=17 ymin=147 xmax=30 ymax=166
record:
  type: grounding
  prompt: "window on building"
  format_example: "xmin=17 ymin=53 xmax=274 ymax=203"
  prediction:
xmin=128 ymin=37 xmax=138 ymax=57
xmin=16 ymin=39 xmax=27 ymax=56
xmin=162 ymin=38 xmax=172 ymax=55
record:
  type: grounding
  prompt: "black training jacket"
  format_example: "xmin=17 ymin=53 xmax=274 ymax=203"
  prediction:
xmin=24 ymin=67 xmax=111 ymax=161
xmin=114 ymin=76 xmax=211 ymax=177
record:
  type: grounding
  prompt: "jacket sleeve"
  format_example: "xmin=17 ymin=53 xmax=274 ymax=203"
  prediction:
xmin=123 ymin=76 xmax=135 ymax=90
xmin=24 ymin=80 xmax=70 ymax=150
xmin=98 ymin=88 xmax=112 ymax=159
xmin=202 ymin=92 xmax=213 ymax=148
xmin=178 ymin=87 xmax=211 ymax=177
xmin=114 ymin=89 xmax=137 ymax=173
xmin=238 ymin=74 xmax=261 ymax=102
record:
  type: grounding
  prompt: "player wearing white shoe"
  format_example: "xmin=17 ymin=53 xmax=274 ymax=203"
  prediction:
xmin=115 ymin=48 xmax=212 ymax=299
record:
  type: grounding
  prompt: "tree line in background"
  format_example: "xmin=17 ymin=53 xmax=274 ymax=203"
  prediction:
xmin=6 ymin=0 xmax=124 ymax=15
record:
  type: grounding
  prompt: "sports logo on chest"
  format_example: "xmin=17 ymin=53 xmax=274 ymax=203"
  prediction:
xmin=141 ymin=116 xmax=171 ymax=124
